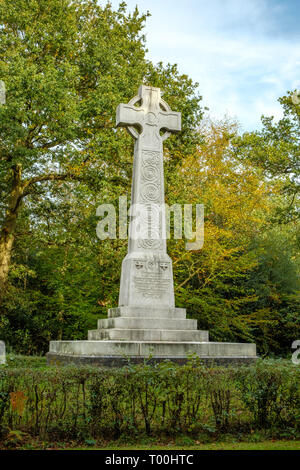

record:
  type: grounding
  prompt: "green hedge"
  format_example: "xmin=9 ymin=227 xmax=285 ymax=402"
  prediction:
xmin=0 ymin=359 xmax=299 ymax=440
xmin=5 ymin=354 xmax=47 ymax=369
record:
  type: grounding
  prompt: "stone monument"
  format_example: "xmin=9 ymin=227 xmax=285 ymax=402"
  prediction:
xmin=47 ymin=85 xmax=257 ymax=365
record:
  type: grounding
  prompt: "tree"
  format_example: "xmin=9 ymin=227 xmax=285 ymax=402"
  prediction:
xmin=0 ymin=0 xmax=204 ymax=349
xmin=0 ymin=0 xmax=204 ymax=306
xmin=244 ymin=225 xmax=300 ymax=355
xmin=233 ymin=90 xmax=300 ymax=223
xmin=168 ymin=118 xmax=274 ymax=344
xmin=165 ymin=116 xmax=299 ymax=354
xmin=0 ymin=0 xmax=150 ymax=300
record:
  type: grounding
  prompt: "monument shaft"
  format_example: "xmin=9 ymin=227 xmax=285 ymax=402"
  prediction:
xmin=116 ymin=85 xmax=181 ymax=308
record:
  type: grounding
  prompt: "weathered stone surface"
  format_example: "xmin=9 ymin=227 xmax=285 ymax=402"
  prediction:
xmin=46 ymin=353 xmax=257 ymax=367
xmin=88 ymin=329 xmax=209 ymax=342
xmin=48 ymin=340 xmax=256 ymax=358
xmin=108 ymin=307 xmax=187 ymax=319
xmin=97 ymin=317 xmax=198 ymax=331
xmin=0 ymin=81 xmax=6 ymax=105
xmin=0 ymin=340 xmax=5 ymax=365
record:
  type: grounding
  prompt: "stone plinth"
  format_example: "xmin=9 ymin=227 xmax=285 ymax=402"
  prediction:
xmin=47 ymin=306 xmax=257 ymax=366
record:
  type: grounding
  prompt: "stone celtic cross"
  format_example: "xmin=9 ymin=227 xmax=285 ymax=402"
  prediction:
xmin=117 ymin=84 xmax=181 ymax=147
xmin=47 ymin=84 xmax=257 ymax=366
xmin=116 ymin=85 xmax=181 ymax=307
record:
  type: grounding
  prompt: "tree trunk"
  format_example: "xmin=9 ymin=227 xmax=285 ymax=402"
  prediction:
xmin=0 ymin=165 xmax=24 ymax=304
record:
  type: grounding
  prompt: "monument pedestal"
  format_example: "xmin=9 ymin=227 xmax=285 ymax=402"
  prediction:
xmin=47 ymin=306 xmax=257 ymax=366
xmin=47 ymin=86 xmax=257 ymax=367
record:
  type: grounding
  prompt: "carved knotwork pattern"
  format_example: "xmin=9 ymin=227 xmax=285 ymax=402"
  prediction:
xmin=140 ymin=150 xmax=161 ymax=204
xmin=142 ymin=150 xmax=160 ymax=165
xmin=138 ymin=150 xmax=163 ymax=249
xmin=138 ymin=238 xmax=162 ymax=250
xmin=160 ymin=263 xmax=168 ymax=271
xmin=140 ymin=183 xmax=160 ymax=202
xmin=135 ymin=261 xmax=144 ymax=269
xmin=142 ymin=164 xmax=159 ymax=181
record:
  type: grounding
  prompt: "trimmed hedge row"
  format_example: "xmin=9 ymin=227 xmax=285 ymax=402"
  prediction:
xmin=0 ymin=359 xmax=299 ymax=440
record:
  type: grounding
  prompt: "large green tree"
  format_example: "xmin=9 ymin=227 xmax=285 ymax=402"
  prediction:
xmin=0 ymin=0 xmax=150 ymax=301
xmin=0 ymin=0 xmax=203 ymax=350
xmin=0 ymin=0 xmax=203 ymax=305
xmin=233 ymin=90 xmax=300 ymax=223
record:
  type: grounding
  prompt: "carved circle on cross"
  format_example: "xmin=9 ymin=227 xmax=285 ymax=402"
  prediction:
xmin=126 ymin=94 xmax=172 ymax=141
xmin=142 ymin=164 xmax=159 ymax=181
xmin=141 ymin=183 xmax=160 ymax=202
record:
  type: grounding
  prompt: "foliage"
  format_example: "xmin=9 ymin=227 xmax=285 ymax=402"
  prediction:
xmin=235 ymin=359 xmax=300 ymax=429
xmin=243 ymin=226 xmax=300 ymax=355
xmin=233 ymin=90 xmax=300 ymax=223
xmin=166 ymin=117 xmax=299 ymax=354
xmin=0 ymin=0 xmax=151 ymax=303
xmin=169 ymin=118 xmax=273 ymax=343
xmin=0 ymin=0 xmax=202 ymax=352
xmin=5 ymin=354 xmax=46 ymax=368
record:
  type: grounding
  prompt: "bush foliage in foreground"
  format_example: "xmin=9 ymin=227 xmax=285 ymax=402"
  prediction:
xmin=0 ymin=359 xmax=299 ymax=441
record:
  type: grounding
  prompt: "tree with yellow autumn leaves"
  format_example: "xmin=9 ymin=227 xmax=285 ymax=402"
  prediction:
xmin=168 ymin=117 xmax=299 ymax=353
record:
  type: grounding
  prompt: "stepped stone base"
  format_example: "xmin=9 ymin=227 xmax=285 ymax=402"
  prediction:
xmin=47 ymin=354 xmax=257 ymax=367
xmin=88 ymin=329 xmax=209 ymax=342
xmin=108 ymin=307 xmax=187 ymax=319
xmin=47 ymin=307 xmax=258 ymax=367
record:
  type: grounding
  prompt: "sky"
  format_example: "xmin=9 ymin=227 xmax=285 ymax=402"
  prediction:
xmin=107 ymin=0 xmax=300 ymax=131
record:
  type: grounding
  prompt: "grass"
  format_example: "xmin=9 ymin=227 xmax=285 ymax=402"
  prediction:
xmin=23 ymin=440 xmax=300 ymax=451
xmin=4 ymin=354 xmax=47 ymax=368
xmin=82 ymin=443 xmax=299 ymax=450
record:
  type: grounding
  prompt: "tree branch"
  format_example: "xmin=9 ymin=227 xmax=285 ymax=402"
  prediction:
xmin=35 ymin=139 xmax=62 ymax=149
xmin=23 ymin=172 xmax=85 ymax=196
xmin=22 ymin=171 xmax=128 ymax=197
